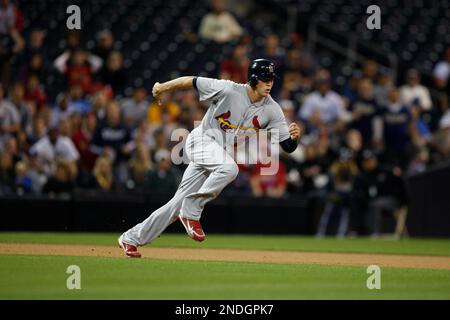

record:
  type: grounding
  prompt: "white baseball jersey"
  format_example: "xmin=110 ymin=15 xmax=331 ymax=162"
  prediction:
xmin=193 ymin=77 xmax=291 ymax=147
xmin=121 ymin=76 xmax=292 ymax=248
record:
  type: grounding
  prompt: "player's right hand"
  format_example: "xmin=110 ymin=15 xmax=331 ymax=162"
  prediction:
xmin=152 ymin=82 xmax=163 ymax=98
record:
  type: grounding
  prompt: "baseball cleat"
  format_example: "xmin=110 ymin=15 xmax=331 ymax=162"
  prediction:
xmin=118 ymin=235 xmax=141 ymax=258
xmin=178 ymin=216 xmax=206 ymax=242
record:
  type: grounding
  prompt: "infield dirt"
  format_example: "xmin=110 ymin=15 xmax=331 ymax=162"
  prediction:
xmin=1 ymin=243 xmax=449 ymax=270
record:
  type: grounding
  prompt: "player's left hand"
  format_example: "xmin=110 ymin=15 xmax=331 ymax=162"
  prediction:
xmin=288 ymin=123 xmax=301 ymax=141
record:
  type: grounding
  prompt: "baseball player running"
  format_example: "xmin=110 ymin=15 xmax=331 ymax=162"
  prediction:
xmin=118 ymin=59 xmax=301 ymax=257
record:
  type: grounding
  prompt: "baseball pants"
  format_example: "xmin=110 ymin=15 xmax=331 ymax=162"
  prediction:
xmin=121 ymin=129 xmax=239 ymax=246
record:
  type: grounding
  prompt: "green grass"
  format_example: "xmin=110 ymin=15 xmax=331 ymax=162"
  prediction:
xmin=1 ymin=254 xmax=449 ymax=299
xmin=1 ymin=232 xmax=450 ymax=256
xmin=1 ymin=232 xmax=450 ymax=299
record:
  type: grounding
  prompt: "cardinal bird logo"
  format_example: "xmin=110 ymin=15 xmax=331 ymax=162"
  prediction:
xmin=215 ymin=110 xmax=232 ymax=131
xmin=215 ymin=111 xmax=262 ymax=132
xmin=252 ymin=116 xmax=261 ymax=130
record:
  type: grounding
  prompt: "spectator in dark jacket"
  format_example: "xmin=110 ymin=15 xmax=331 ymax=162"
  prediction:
xmin=375 ymin=88 xmax=412 ymax=169
xmin=353 ymin=149 xmax=406 ymax=236
xmin=99 ymin=51 xmax=126 ymax=95
xmin=92 ymin=29 xmax=115 ymax=63
xmin=90 ymin=101 xmax=132 ymax=184
xmin=317 ymin=149 xmax=358 ymax=237
xmin=144 ymin=149 xmax=178 ymax=195
xmin=349 ymin=79 xmax=380 ymax=148
xmin=42 ymin=159 xmax=75 ymax=196
xmin=90 ymin=101 xmax=131 ymax=163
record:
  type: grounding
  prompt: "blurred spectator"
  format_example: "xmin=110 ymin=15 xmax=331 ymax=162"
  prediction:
xmin=1 ymin=134 xmax=20 ymax=163
xmin=58 ymin=117 xmax=72 ymax=138
xmin=132 ymin=120 xmax=156 ymax=151
xmin=375 ymin=88 xmax=412 ymax=168
xmin=23 ymin=74 xmax=47 ymax=112
xmin=56 ymin=30 xmax=81 ymax=54
xmin=349 ymin=79 xmax=380 ymax=147
xmin=317 ymin=149 xmax=358 ymax=237
xmin=373 ymin=72 xmax=394 ymax=107
xmin=42 ymin=159 xmax=75 ymax=196
xmin=99 ymin=51 xmax=126 ymax=95
xmin=254 ymin=34 xmax=285 ymax=97
xmin=9 ymin=82 xmax=32 ymax=134
xmin=400 ymin=69 xmax=432 ymax=111
xmin=69 ymin=106 xmax=81 ymax=133
xmin=432 ymin=109 xmax=450 ymax=161
xmin=26 ymin=153 xmax=47 ymax=194
xmin=54 ymin=48 xmax=102 ymax=94
xmin=407 ymin=146 xmax=429 ymax=175
xmin=280 ymin=149 xmax=303 ymax=195
xmin=144 ymin=149 xmax=178 ymax=195
xmin=121 ymin=87 xmax=148 ymax=128
xmin=345 ymin=129 xmax=363 ymax=168
xmin=281 ymin=48 xmax=313 ymax=106
xmin=29 ymin=127 xmax=79 ymax=176
xmin=92 ymin=156 xmax=115 ymax=192
xmin=432 ymin=47 xmax=450 ymax=89
xmin=0 ymin=149 xmax=14 ymax=192
xmin=72 ymin=112 xmax=97 ymax=172
xmin=280 ymin=99 xmax=296 ymax=124
xmin=15 ymin=128 xmax=28 ymax=156
xmin=219 ymin=42 xmax=249 ymax=83
xmin=67 ymin=84 xmax=91 ymax=114
xmin=0 ymin=27 xmax=24 ymax=89
xmin=128 ymin=142 xmax=152 ymax=189
xmin=316 ymin=128 xmax=338 ymax=171
xmin=147 ymin=92 xmax=180 ymax=126
xmin=353 ymin=150 xmax=406 ymax=236
xmin=362 ymin=60 xmax=379 ymax=83
xmin=16 ymin=52 xmax=47 ymax=84
xmin=250 ymin=160 xmax=287 ymax=198
xmin=177 ymin=90 xmax=201 ymax=130
xmin=92 ymin=30 xmax=115 ymax=63
xmin=299 ymin=143 xmax=323 ymax=194
xmin=90 ymin=87 xmax=112 ymax=121
xmin=299 ymin=70 xmax=347 ymax=128
xmin=0 ymin=0 xmax=17 ymax=34
xmin=20 ymin=28 xmax=47 ymax=63
xmin=257 ymin=34 xmax=285 ymax=67
xmin=341 ymin=70 xmax=363 ymax=106
xmin=51 ymin=93 xmax=74 ymax=128
xmin=409 ymin=103 xmax=431 ymax=148
xmin=90 ymin=101 xmax=132 ymax=183
xmin=152 ymin=126 xmax=170 ymax=151
xmin=198 ymin=0 xmax=243 ymax=43
xmin=0 ymin=82 xmax=21 ymax=136
xmin=14 ymin=160 xmax=32 ymax=194
xmin=27 ymin=115 xmax=47 ymax=145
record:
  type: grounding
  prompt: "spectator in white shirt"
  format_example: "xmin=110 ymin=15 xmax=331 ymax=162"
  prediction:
xmin=0 ymin=83 xmax=21 ymax=137
xmin=299 ymin=69 xmax=347 ymax=126
xmin=51 ymin=93 xmax=75 ymax=128
xmin=198 ymin=0 xmax=243 ymax=43
xmin=433 ymin=47 xmax=450 ymax=89
xmin=30 ymin=127 xmax=79 ymax=175
xmin=400 ymin=69 xmax=432 ymax=111
xmin=120 ymin=87 xmax=148 ymax=127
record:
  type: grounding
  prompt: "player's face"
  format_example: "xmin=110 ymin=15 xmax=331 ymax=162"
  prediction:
xmin=256 ymin=79 xmax=274 ymax=97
